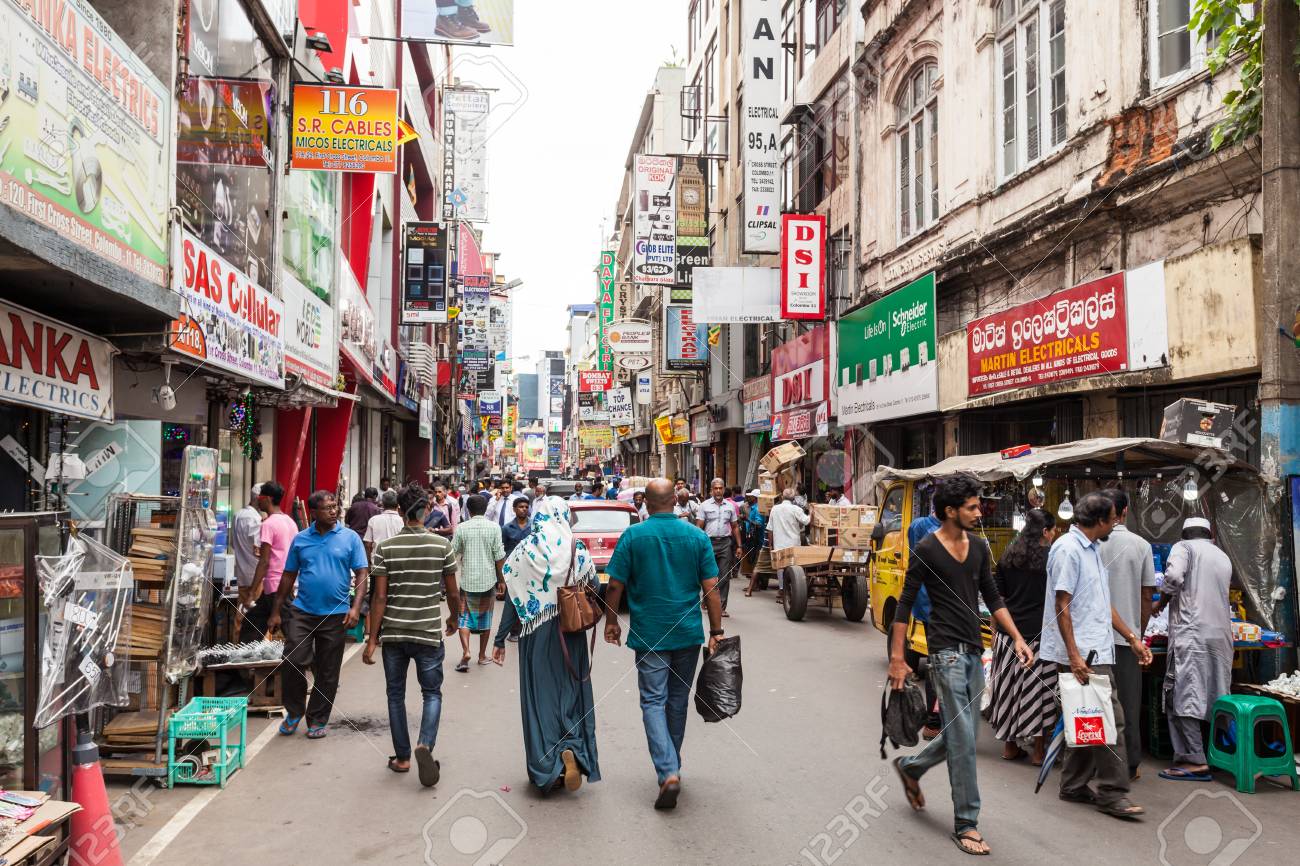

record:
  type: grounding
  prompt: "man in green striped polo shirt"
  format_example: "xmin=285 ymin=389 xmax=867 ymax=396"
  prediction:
xmin=364 ymin=485 xmax=461 ymax=787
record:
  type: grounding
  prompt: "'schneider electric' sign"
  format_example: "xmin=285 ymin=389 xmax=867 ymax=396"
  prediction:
xmin=781 ymin=214 xmax=826 ymax=320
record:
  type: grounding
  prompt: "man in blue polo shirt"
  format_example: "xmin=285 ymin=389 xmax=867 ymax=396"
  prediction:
xmin=603 ymin=478 xmax=724 ymax=811
xmin=268 ymin=489 xmax=369 ymax=738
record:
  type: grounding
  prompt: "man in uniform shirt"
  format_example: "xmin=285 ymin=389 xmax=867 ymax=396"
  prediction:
xmin=673 ymin=487 xmax=700 ymax=522
xmin=697 ymin=478 xmax=743 ymax=614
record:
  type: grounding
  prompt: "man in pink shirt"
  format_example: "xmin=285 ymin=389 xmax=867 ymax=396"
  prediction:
xmin=242 ymin=480 xmax=300 ymax=641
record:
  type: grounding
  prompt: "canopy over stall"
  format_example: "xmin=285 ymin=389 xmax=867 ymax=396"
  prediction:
xmin=872 ymin=437 xmax=1281 ymax=632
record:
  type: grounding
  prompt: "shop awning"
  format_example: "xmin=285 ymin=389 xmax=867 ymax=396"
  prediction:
xmin=873 ymin=437 xmax=1257 ymax=485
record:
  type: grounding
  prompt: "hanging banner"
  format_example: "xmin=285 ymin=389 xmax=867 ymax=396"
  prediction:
xmin=578 ymin=371 xmax=614 ymax=393
xmin=693 ymin=267 xmax=781 ymax=323
xmin=444 ymin=89 xmax=490 ymax=222
xmin=489 ymin=294 xmax=512 ymax=356
xmin=504 ymin=404 xmax=517 ymax=448
xmin=419 ymin=397 xmax=433 ymax=440
xmin=633 ymin=155 xmax=676 ymax=284
xmin=967 ymin=273 xmax=1129 ymax=397
xmin=402 ymin=222 xmax=450 ymax=323
xmin=579 ymin=426 xmax=614 ymax=450
xmin=743 ymin=376 xmax=773 ymax=433
xmin=654 ymin=415 xmax=690 ymax=445
xmin=522 ymin=432 xmax=546 ymax=470
xmin=663 ymin=302 xmax=709 ymax=372
xmin=597 ymin=250 xmax=617 ymax=370
xmin=606 ymin=388 xmax=634 ymax=426
xmin=283 ymin=271 xmax=336 ymax=389
xmin=338 ymin=257 xmax=379 ymax=385
xmin=169 ymin=230 xmax=285 ymax=388
xmin=290 ymin=85 xmax=412 ymax=174
xmin=837 ymin=272 xmax=938 ymax=425
xmin=676 ymin=156 xmax=712 ymax=287
xmin=400 ymin=0 xmax=514 ymax=45
xmin=742 ymin=0 xmax=782 ymax=253
xmin=0 ymin=299 xmax=115 ymax=422
xmin=781 ymin=214 xmax=827 ymax=320
xmin=460 ymin=276 xmax=492 ymax=372
xmin=0 ymin=0 xmax=171 ymax=286
xmin=636 ymin=373 xmax=654 ymax=405
xmin=771 ymin=324 xmax=830 ymax=441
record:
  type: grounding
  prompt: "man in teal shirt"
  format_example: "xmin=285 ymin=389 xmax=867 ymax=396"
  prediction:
xmin=604 ymin=478 xmax=724 ymax=811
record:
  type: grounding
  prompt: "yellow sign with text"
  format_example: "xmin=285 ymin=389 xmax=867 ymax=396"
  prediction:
xmin=291 ymin=85 xmax=417 ymax=174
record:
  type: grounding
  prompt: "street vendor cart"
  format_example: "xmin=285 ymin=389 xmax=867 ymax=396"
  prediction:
xmin=776 ymin=504 xmax=877 ymax=622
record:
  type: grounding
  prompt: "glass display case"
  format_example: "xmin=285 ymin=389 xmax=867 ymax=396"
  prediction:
xmin=0 ymin=512 xmax=71 ymax=797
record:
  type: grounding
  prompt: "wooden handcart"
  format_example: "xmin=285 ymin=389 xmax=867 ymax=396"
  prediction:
xmin=774 ymin=547 xmax=871 ymax=622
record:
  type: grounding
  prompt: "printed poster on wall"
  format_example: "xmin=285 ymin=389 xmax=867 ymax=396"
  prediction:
xmin=169 ymin=230 xmax=285 ymax=388
xmin=741 ymin=0 xmax=782 ymax=253
xmin=0 ymin=0 xmax=171 ymax=286
xmin=743 ymin=376 xmax=772 ymax=433
xmin=400 ymin=0 xmax=514 ymax=45
xmin=633 ymin=155 xmax=676 ymax=285
xmin=771 ymin=325 xmax=830 ymax=441
xmin=837 ymin=272 xmax=938 ymax=426
xmin=675 ymin=156 xmax=711 ymax=288
xmin=444 ymin=89 xmax=490 ymax=222
xmin=966 ymin=273 xmax=1129 ymax=397
xmin=402 ymin=222 xmax=450 ymax=323
xmin=0 ymin=299 xmax=115 ymax=422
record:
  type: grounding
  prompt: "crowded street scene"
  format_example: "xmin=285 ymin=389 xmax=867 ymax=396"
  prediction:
xmin=0 ymin=0 xmax=1299 ymax=864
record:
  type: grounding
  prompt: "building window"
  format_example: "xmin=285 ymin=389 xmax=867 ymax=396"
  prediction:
xmin=995 ymin=0 xmax=1067 ymax=181
xmin=801 ymin=0 xmax=818 ymax=63
xmin=704 ymin=40 xmax=716 ymax=111
xmin=816 ymin=0 xmax=845 ymax=49
xmin=688 ymin=0 xmax=701 ymax=61
xmin=1148 ymin=0 xmax=1252 ymax=87
xmin=782 ymin=2 xmax=797 ymax=101
xmin=685 ymin=71 xmax=702 ymax=141
xmin=781 ymin=132 xmax=796 ymax=212
xmin=896 ymin=62 xmax=938 ymax=241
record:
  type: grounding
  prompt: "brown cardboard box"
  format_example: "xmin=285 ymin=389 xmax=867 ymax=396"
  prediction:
xmin=760 ymin=441 xmax=806 ymax=474
xmin=757 ymin=494 xmax=777 ymax=515
xmin=771 ymin=546 xmax=833 ymax=569
xmin=808 ymin=525 xmax=836 ymax=546
xmin=832 ymin=548 xmax=872 ymax=564
xmin=839 ymin=526 xmax=875 ymax=550
xmin=758 ymin=473 xmax=778 ymax=496
xmin=810 ymin=504 xmax=845 ymax=528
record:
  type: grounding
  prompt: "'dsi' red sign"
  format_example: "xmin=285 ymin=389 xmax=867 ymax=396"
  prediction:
xmin=780 ymin=214 xmax=826 ymax=320
xmin=966 ymin=273 xmax=1128 ymax=397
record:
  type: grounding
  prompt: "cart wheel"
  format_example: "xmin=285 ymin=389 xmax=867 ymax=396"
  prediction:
xmin=756 ymin=574 xmax=770 ymax=591
xmin=842 ymin=574 xmax=869 ymax=622
xmin=782 ymin=566 xmax=808 ymax=621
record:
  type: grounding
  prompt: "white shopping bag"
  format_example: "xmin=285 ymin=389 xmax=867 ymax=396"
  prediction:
xmin=1059 ymin=673 xmax=1117 ymax=747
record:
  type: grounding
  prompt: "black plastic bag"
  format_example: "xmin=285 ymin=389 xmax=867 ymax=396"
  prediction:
xmin=694 ymin=636 xmax=742 ymax=722
xmin=879 ymin=675 xmax=928 ymax=759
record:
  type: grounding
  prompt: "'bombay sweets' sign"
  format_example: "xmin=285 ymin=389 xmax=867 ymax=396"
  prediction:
xmin=837 ymin=272 xmax=938 ymax=426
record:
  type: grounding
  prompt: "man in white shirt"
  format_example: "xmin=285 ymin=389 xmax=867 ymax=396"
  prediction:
xmin=231 ymin=486 xmax=264 ymax=593
xmin=363 ymin=490 xmax=405 ymax=560
xmin=826 ymin=486 xmax=851 ymax=506
xmin=673 ymin=487 xmax=700 ymax=522
xmin=768 ymin=489 xmax=810 ymax=604
xmin=697 ymin=478 xmax=742 ymax=614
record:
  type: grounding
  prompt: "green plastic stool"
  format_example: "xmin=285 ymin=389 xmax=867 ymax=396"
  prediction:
xmin=1206 ymin=694 xmax=1300 ymax=794
xmin=348 ymin=614 xmax=366 ymax=643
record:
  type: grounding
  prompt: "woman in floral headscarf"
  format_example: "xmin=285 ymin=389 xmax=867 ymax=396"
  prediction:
xmin=491 ymin=496 xmax=601 ymax=793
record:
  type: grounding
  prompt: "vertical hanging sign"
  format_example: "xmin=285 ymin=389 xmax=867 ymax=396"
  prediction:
xmin=742 ymin=0 xmax=781 ymax=253
xmin=597 ymin=250 xmax=616 ymax=371
xmin=780 ymin=214 xmax=827 ymax=320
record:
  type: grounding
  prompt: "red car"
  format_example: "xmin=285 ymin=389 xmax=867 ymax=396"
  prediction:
xmin=568 ymin=501 xmax=641 ymax=584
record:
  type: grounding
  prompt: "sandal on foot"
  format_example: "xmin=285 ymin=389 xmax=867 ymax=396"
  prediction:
xmin=278 ymin=716 xmax=302 ymax=736
xmin=561 ymin=748 xmax=582 ymax=792
xmin=477 ymin=658 xmax=493 ymax=666
xmin=387 ymin=756 xmax=410 ymax=773
xmin=1158 ymin=767 xmax=1212 ymax=782
xmin=454 ymin=659 xmax=470 ymax=673
xmin=952 ymin=831 xmax=990 ymax=855
xmin=892 ymin=757 xmax=925 ymax=811
xmin=306 ymin=725 xmax=327 ymax=739
xmin=654 ymin=777 xmax=680 ymax=810
xmin=1097 ymin=801 xmax=1145 ymax=819
xmin=1001 ymin=745 xmax=1028 ymax=761
xmin=414 ymin=745 xmax=440 ymax=787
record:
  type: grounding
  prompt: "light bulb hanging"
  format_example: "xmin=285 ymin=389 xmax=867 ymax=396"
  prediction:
xmin=1058 ymin=495 xmax=1074 ymax=521
xmin=1182 ymin=477 xmax=1200 ymax=502
xmin=1012 ymin=510 xmax=1027 ymax=531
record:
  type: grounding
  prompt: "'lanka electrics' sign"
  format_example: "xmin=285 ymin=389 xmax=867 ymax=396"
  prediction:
xmin=0 ymin=299 xmax=115 ymax=421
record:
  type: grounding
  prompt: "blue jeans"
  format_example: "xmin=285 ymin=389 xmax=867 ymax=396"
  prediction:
xmin=898 ymin=646 xmax=984 ymax=834
xmin=635 ymin=647 xmax=700 ymax=784
xmin=382 ymin=641 xmax=446 ymax=760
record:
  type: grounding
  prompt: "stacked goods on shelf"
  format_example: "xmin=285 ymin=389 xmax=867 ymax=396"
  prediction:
xmin=122 ymin=604 xmax=166 ymax=661
xmin=100 ymin=710 xmax=171 ymax=750
xmin=127 ymin=527 xmax=176 ymax=586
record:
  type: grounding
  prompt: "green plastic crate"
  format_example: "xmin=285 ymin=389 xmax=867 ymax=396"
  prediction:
xmin=168 ymin=696 xmax=248 ymax=787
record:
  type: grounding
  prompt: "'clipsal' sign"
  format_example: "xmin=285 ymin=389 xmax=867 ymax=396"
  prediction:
xmin=780 ymin=214 xmax=826 ymax=320
xmin=170 ymin=230 xmax=285 ymax=388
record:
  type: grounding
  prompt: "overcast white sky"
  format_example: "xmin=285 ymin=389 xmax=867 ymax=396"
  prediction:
xmin=454 ymin=1 xmax=690 ymax=371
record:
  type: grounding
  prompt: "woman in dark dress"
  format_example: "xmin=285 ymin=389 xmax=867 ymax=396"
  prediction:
xmin=988 ymin=508 xmax=1059 ymax=764
xmin=491 ymin=496 xmax=601 ymax=793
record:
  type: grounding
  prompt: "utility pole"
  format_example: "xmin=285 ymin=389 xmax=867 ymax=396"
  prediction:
xmin=1260 ymin=0 xmax=1300 ymax=665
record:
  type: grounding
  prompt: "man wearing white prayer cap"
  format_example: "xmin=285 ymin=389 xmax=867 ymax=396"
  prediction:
xmin=1152 ymin=516 xmax=1233 ymax=781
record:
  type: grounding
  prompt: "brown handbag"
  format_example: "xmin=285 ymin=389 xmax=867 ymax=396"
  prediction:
xmin=556 ymin=540 xmax=601 ymax=681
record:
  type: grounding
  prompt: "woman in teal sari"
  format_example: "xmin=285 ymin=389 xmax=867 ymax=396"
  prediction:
xmin=491 ymin=496 xmax=601 ymax=793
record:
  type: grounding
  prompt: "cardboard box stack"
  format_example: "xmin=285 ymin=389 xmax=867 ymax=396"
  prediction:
xmin=807 ymin=505 xmax=879 ymax=548
xmin=771 ymin=546 xmax=834 ymax=570
xmin=760 ymin=441 xmax=805 ymax=475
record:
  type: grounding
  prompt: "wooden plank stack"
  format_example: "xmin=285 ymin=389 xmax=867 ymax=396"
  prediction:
xmin=100 ymin=710 xmax=170 ymax=750
xmin=122 ymin=603 xmax=166 ymax=661
xmin=127 ymin=527 xmax=176 ymax=586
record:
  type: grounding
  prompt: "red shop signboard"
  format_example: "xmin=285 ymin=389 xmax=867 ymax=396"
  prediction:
xmin=966 ymin=273 xmax=1128 ymax=397
xmin=771 ymin=324 xmax=830 ymax=441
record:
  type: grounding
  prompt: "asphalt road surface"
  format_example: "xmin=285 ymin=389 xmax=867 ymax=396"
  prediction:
xmin=114 ymin=589 xmax=1297 ymax=866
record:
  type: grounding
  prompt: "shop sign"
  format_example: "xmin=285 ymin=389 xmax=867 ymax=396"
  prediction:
xmin=579 ymin=425 xmax=613 ymax=449
xmin=741 ymin=0 xmax=782 ymax=253
xmin=742 ymin=376 xmax=772 ymax=433
xmin=282 ymin=170 xmax=338 ymax=304
xmin=676 ymin=156 xmax=712 ymax=287
xmin=607 ymin=388 xmax=634 ymax=426
xmin=663 ymin=302 xmax=709 ymax=372
xmin=694 ymin=267 xmax=781 ymax=323
xmin=618 ymin=355 xmax=652 ymax=372
xmin=654 ymin=415 xmax=690 ymax=445
xmin=460 ymin=282 xmax=491 ymax=372
xmin=504 ymin=404 xmax=517 ymax=447
xmin=577 ymin=392 xmax=608 ymax=422
xmin=402 ymin=222 xmax=450 ymax=324
xmin=597 ymin=250 xmax=616 ymax=370
xmin=444 ymin=89 xmax=490 ymax=221
xmin=578 ymin=371 xmax=614 ymax=393
xmin=0 ymin=299 xmax=115 ymax=422
xmin=522 ymin=432 xmax=546 ymax=470
xmin=400 ymin=0 xmax=514 ymax=45
xmin=489 ymin=294 xmax=511 ymax=355
xmin=419 ymin=397 xmax=433 ymax=439
xmin=606 ymin=321 xmax=653 ymax=354
xmin=338 ymin=257 xmax=379 ymax=384
xmin=771 ymin=324 xmax=829 ymax=441
xmin=398 ymin=360 xmax=421 ymax=412
xmin=837 ymin=272 xmax=938 ymax=426
xmin=290 ymin=85 xmax=415 ymax=174
xmin=283 ymin=270 xmax=337 ymax=389
xmin=0 ymin=0 xmax=170 ymax=286
xmin=478 ymin=391 xmax=502 ymax=416
xmin=170 ymin=230 xmax=285 ymax=388
xmin=966 ymin=273 xmax=1128 ymax=397
xmin=692 ymin=412 xmax=712 ymax=446
xmin=781 ymin=214 xmax=827 ymax=320
xmin=636 ymin=373 xmax=653 ymax=405
xmin=633 ymin=155 xmax=676 ymax=285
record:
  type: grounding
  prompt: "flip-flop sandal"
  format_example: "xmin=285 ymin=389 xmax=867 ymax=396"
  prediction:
xmin=414 ymin=745 xmax=440 ymax=787
xmin=892 ymin=757 xmax=925 ymax=811
xmin=1097 ymin=802 xmax=1145 ymax=819
xmin=951 ymin=831 xmax=990 ymax=856
xmin=477 ymin=658 xmax=493 ymax=666
xmin=455 ymin=659 xmax=470 ymax=673
xmin=387 ymin=757 xmax=410 ymax=773
xmin=306 ymin=726 xmax=328 ymax=739
xmin=278 ymin=716 xmax=302 ymax=736
xmin=1158 ymin=768 xmax=1212 ymax=782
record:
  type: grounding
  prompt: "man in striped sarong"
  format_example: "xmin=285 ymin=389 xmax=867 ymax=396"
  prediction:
xmin=365 ymin=486 xmax=461 ymax=787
